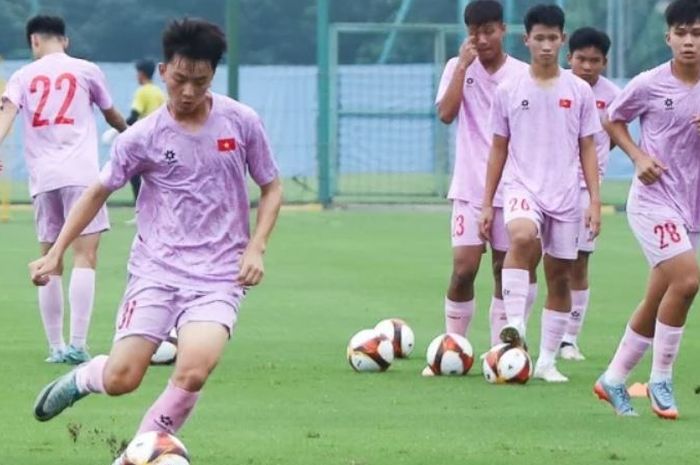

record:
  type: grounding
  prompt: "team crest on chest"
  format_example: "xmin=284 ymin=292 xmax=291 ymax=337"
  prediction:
xmin=164 ymin=149 xmax=177 ymax=165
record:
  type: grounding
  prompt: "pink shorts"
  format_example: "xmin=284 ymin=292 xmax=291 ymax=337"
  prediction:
xmin=114 ymin=274 xmax=245 ymax=344
xmin=503 ymin=189 xmax=579 ymax=260
xmin=576 ymin=189 xmax=596 ymax=253
xmin=451 ymin=200 xmax=509 ymax=252
xmin=33 ymin=186 xmax=110 ymax=243
xmin=627 ymin=210 xmax=700 ymax=267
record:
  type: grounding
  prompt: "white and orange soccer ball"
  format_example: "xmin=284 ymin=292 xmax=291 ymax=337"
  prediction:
xmin=122 ymin=431 xmax=190 ymax=465
xmin=150 ymin=329 xmax=178 ymax=365
xmin=374 ymin=318 xmax=415 ymax=358
xmin=347 ymin=329 xmax=395 ymax=372
xmin=423 ymin=333 xmax=474 ymax=376
xmin=482 ymin=343 xmax=532 ymax=384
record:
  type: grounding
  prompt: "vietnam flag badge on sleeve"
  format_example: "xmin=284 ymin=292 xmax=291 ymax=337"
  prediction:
xmin=217 ymin=138 xmax=237 ymax=152
xmin=559 ymin=98 xmax=572 ymax=109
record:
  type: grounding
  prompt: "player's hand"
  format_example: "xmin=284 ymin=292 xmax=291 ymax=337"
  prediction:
xmin=634 ymin=153 xmax=666 ymax=185
xmin=237 ymin=245 xmax=265 ymax=286
xmin=585 ymin=200 xmax=602 ymax=240
xmin=478 ymin=206 xmax=494 ymax=242
xmin=29 ymin=253 xmax=60 ymax=286
xmin=457 ymin=37 xmax=478 ymax=70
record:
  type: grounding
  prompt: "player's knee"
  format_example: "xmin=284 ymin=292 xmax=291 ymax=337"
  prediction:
xmin=451 ymin=264 xmax=477 ymax=288
xmin=509 ymin=231 xmax=537 ymax=252
xmin=673 ymin=274 xmax=700 ymax=300
xmin=103 ymin=364 xmax=144 ymax=395
xmin=547 ymin=272 xmax=571 ymax=298
xmin=172 ymin=366 xmax=211 ymax=392
xmin=73 ymin=249 xmax=98 ymax=269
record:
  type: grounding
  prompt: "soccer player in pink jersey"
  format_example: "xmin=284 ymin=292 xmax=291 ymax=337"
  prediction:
xmin=594 ymin=0 xmax=700 ymax=419
xmin=435 ymin=0 xmax=537 ymax=347
xmin=28 ymin=18 xmax=282 ymax=455
xmin=0 ymin=15 xmax=127 ymax=364
xmin=478 ymin=4 xmax=602 ymax=383
xmin=558 ymin=27 xmax=621 ymax=361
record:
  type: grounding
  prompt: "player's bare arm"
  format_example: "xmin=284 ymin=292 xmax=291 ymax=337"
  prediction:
xmin=437 ymin=37 xmax=477 ymax=123
xmin=607 ymin=120 xmax=666 ymax=185
xmin=478 ymin=134 xmax=508 ymax=241
xmin=601 ymin=115 xmax=617 ymax=151
xmin=29 ymin=182 xmax=111 ymax=286
xmin=579 ymin=134 xmax=601 ymax=238
xmin=237 ymin=177 xmax=283 ymax=287
xmin=101 ymin=107 xmax=128 ymax=133
xmin=0 ymin=98 xmax=18 ymax=146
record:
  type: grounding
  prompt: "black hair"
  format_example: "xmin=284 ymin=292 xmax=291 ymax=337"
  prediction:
xmin=26 ymin=15 xmax=65 ymax=45
xmin=665 ymin=0 xmax=700 ymax=27
xmin=464 ymin=0 xmax=503 ymax=27
xmin=524 ymin=4 xmax=565 ymax=34
xmin=162 ymin=18 xmax=227 ymax=70
xmin=568 ymin=27 xmax=611 ymax=56
xmin=135 ymin=59 xmax=156 ymax=79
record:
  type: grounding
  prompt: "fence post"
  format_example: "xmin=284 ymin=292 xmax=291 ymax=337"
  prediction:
xmin=226 ymin=0 xmax=239 ymax=99
xmin=317 ymin=0 xmax=332 ymax=206
xmin=434 ymin=30 xmax=448 ymax=198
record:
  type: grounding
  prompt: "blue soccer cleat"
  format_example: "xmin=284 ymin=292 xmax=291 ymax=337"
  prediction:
xmin=33 ymin=369 xmax=88 ymax=422
xmin=593 ymin=375 xmax=638 ymax=417
xmin=45 ymin=347 xmax=66 ymax=364
xmin=648 ymin=379 xmax=679 ymax=420
xmin=64 ymin=345 xmax=91 ymax=365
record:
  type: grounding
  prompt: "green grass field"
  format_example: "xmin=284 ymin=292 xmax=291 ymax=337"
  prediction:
xmin=1 ymin=207 xmax=699 ymax=465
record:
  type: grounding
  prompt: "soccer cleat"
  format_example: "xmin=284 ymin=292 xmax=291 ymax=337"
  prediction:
xmin=499 ymin=323 xmax=525 ymax=348
xmin=64 ymin=345 xmax=91 ymax=365
xmin=33 ymin=369 xmax=88 ymax=422
xmin=559 ymin=342 xmax=586 ymax=361
xmin=647 ymin=380 xmax=679 ymax=420
xmin=593 ymin=376 xmax=638 ymax=416
xmin=45 ymin=347 xmax=66 ymax=364
xmin=533 ymin=363 xmax=569 ymax=383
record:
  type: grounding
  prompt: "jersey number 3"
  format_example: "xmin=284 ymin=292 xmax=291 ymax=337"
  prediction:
xmin=30 ymin=73 xmax=77 ymax=127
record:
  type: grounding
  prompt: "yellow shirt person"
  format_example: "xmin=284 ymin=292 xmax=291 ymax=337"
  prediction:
xmin=124 ymin=59 xmax=165 ymax=224
xmin=127 ymin=59 xmax=165 ymax=125
xmin=131 ymin=82 xmax=165 ymax=119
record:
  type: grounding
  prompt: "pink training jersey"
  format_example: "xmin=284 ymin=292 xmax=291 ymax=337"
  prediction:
xmin=99 ymin=93 xmax=279 ymax=293
xmin=436 ymin=56 xmax=528 ymax=206
xmin=490 ymin=68 xmax=601 ymax=221
xmin=608 ymin=61 xmax=700 ymax=231
xmin=2 ymin=52 xmax=113 ymax=197
xmin=576 ymin=74 xmax=621 ymax=187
